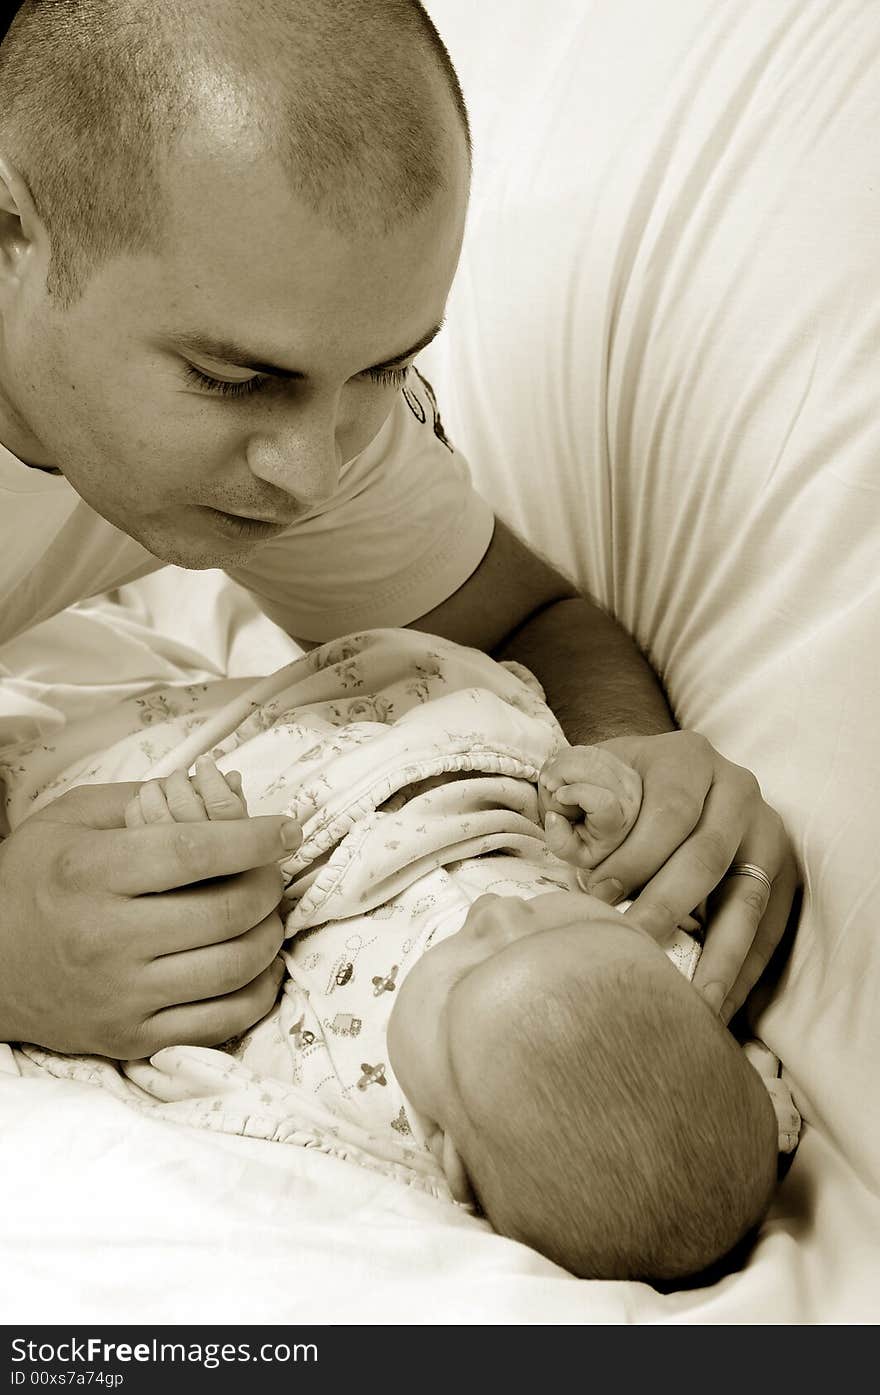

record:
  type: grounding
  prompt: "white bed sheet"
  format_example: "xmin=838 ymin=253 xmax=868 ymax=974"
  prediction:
xmin=418 ymin=0 xmax=880 ymax=1319
xmin=0 ymin=572 xmax=874 ymax=1325
xmin=2 ymin=1068 xmax=877 ymax=1325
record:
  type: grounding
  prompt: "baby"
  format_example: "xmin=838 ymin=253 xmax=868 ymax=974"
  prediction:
xmin=125 ymin=747 xmax=780 ymax=1284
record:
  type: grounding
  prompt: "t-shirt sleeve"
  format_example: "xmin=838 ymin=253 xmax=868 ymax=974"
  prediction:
xmin=227 ymin=374 xmax=495 ymax=642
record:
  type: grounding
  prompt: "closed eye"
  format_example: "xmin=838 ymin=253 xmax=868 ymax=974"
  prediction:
xmin=181 ymin=362 xmax=269 ymax=398
xmin=181 ymin=361 xmax=412 ymax=398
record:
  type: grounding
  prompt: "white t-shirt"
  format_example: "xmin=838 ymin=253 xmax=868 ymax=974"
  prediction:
xmin=0 ymin=376 xmax=495 ymax=649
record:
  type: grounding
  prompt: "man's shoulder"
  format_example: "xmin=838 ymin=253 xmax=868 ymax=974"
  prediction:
xmin=0 ymin=482 xmax=160 ymax=647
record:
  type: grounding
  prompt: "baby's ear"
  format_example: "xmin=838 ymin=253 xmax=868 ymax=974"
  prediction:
xmin=430 ymin=1130 xmax=476 ymax=1207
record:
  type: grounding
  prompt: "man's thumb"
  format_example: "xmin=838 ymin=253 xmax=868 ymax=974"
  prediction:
xmin=26 ymin=780 xmax=146 ymax=830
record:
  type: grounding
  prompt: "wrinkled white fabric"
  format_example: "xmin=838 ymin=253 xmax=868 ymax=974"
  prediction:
xmin=0 ymin=0 xmax=874 ymax=1323
xmin=14 ymin=630 xmax=756 ymax=1188
xmin=423 ymin=0 xmax=880 ymax=1197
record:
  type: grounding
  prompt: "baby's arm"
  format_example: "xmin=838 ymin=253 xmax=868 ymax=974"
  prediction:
xmin=538 ymin=745 xmax=642 ymax=874
xmin=124 ymin=755 xmax=248 ymax=828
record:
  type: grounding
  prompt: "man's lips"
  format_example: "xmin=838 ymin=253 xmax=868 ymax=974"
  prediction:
xmin=201 ymin=505 xmax=296 ymax=526
xmin=195 ymin=505 xmax=297 ymax=539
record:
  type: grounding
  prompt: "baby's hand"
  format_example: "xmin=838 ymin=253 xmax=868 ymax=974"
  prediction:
xmin=124 ymin=755 xmax=249 ymax=828
xmin=538 ymin=745 xmax=642 ymax=874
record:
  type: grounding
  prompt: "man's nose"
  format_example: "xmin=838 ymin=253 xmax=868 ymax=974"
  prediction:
xmin=245 ymin=408 xmax=342 ymax=508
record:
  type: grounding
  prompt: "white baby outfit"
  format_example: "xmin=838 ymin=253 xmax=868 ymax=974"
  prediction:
xmin=6 ymin=630 xmax=799 ymax=1195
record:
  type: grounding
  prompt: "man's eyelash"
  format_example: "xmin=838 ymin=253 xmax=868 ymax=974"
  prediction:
xmin=182 ymin=361 xmax=411 ymax=397
xmin=366 ymin=365 xmax=411 ymax=388
xmin=182 ymin=363 xmax=265 ymax=398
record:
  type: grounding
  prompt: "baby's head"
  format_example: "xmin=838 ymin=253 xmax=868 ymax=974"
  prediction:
xmin=387 ymin=890 xmax=778 ymax=1283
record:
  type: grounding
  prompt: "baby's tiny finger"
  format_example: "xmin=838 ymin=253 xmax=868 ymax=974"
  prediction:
xmin=545 ymin=811 xmax=596 ymax=869
xmin=543 ymin=746 xmax=641 ymax=801
xmin=225 ymin=769 xmax=249 ymax=814
xmin=138 ymin=778 xmax=177 ymax=825
xmin=192 ymin=755 xmax=248 ymax=821
xmin=556 ymin=782 xmax=630 ymax=836
xmin=163 ymin=767 xmax=209 ymax=823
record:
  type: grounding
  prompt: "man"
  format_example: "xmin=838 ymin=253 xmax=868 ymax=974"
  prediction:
xmin=0 ymin=0 xmax=793 ymax=1059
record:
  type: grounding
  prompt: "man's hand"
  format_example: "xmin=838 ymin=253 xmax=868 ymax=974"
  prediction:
xmin=0 ymin=778 xmax=301 ymax=1057
xmin=575 ymin=731 xmax=796 ymax=1024
xmin=412 ymin=524 xmax=797 ymax=1025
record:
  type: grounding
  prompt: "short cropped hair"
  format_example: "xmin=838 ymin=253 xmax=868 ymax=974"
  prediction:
xmin=460 ymin=959 xmax=778 ymax=1282
xmin=0 ymin=0 xmax=470 ymax=306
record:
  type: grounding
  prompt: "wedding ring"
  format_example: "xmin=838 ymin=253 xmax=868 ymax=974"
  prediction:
xmin=727 ymin=862 xmax=773 ymax=896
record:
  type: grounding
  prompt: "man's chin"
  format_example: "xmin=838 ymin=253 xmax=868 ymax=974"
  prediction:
xmin=132 ymin=511 xmax=271 ymax=570
xmin=150 ymin=541 xmax=263 ymax=570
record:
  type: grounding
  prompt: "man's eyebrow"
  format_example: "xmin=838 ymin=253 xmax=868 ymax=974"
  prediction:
xmin=165 ymin=319 xmax=445 ymax=379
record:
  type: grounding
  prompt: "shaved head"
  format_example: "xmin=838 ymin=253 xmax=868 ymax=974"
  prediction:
xmin=0 ymin=0 xmax=470 ymax=304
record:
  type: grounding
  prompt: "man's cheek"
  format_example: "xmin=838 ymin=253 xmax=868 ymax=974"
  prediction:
xmin=339 ymin=390 xmax=396 ymax=463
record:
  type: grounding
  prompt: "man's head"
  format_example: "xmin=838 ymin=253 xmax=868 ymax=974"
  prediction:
xmin=388 ymin=890 xmax=779 ymax=1282
xmin=0 ymin=0 xmax=470 ymax=565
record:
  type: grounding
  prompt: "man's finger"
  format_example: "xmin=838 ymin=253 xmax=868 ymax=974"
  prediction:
xmin=28 ymin=781 xmax=148 ymax=830
xmin=128 ymin=863 xmax=286 ymax=955
xmin=620 ymin=781 xmax=748 ymax=940
xmin=136 ymin=956 xmax=288 ymax=1055
xmin=688 ymin=865 xmax=772 ymax=1015
xmin=77 ymin=815 xmax=302 ymax=896
xmin=599 ymin=770 xmax=730 ymax=920
xmin=147 ymin=908 xmax=286 ymax=1004
xmin=697 ymin=856 xmax=796 ymax=1022
xmin=579 ymin=757 xmax=713 ymax=902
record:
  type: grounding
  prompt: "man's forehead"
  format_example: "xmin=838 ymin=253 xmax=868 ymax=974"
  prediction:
xmin=143 ymin=153 xmax=465 ymax=339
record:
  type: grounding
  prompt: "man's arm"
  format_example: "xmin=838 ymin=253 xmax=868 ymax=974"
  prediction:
xmin=413 ymin=517 xmax=796 ymax=1023
xmin=413 ymin=519 xmax=674 ymax=741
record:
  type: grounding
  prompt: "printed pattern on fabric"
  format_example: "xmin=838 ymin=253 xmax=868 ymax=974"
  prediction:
xmin=8 ymin=629 xmax=796 ymax=1195
xmin=11 ymin=631 xmax=571 ymax=1199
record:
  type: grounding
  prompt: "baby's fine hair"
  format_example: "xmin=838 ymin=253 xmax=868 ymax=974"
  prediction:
xmin=460 ymin=954 xmax=778 ymax=1282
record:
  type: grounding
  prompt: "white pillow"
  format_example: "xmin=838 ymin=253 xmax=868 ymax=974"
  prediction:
xmin=425 ymin=0 xmax=880 ymax=1190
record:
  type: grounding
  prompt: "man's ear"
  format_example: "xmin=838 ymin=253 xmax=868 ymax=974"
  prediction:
xmin=427 ymin=1127 xmax=476 ymax=1207
xmin=0 ymin=155 xmax=43 ymax=291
